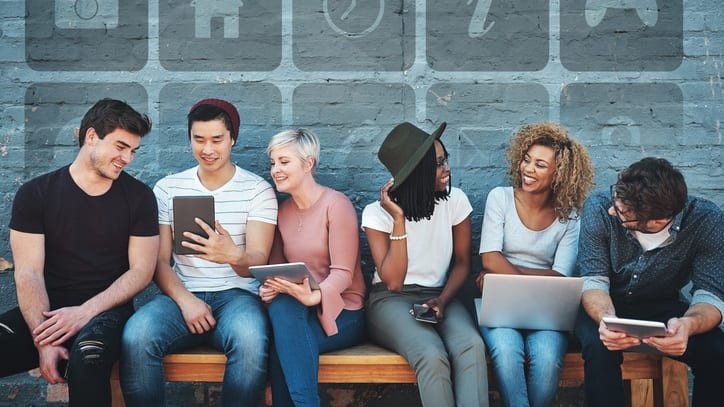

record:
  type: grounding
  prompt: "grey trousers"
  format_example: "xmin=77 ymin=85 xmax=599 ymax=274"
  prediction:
xmin=366 ymin=284 xmax=489 ymax=407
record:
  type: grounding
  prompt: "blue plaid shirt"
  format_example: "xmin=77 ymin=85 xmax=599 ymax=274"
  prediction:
xmin=576 ymin=192 xmax=724 ymax=331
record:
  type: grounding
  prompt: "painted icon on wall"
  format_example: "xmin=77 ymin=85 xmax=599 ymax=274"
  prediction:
xmin=425 ymin=83 xmax=550 ymax=195
xmin=322 ymin=0 xmax=385 ymax=38
xmin=159 ymin=0 xmax=281 ymax=71
xmin=560 ymin=0 xmax=683 ymax=71
xmin=23 ymin=83 xmax=148 ymax=178
xmin=191 ymin=0 xmax=244 ymax=38
xmin=26 ymin=0 xmax=148 ymax=71
xmin=158 ymin=83 xmax=282 ymax=175
xmin=294 ymin=1 xmax=414 ymax=71
xmin=54 ymin=0 xmax=118 ymax=29
xmin=560 ymin=83 xmax=683 ymax=148
xmin=427 ymin=0 xmax=549 ymax=71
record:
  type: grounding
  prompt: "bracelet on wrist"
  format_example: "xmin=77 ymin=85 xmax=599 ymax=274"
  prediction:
xmin=389 ymin=233 xmax=408 ymax=241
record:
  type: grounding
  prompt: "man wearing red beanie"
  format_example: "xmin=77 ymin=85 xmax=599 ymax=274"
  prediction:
xmin=120 ymin=99 xmax=278 ymax=407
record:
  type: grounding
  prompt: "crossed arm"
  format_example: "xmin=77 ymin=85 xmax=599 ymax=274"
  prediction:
xmin=11 ymin=229 xmax=158 ymax=383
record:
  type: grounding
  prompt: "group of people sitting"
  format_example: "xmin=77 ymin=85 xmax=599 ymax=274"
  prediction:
xmin=0 ymin=97 xmax=722 ymax=407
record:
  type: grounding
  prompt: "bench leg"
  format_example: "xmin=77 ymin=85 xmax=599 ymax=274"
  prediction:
xmin=661 ymin=357 xmax=689 ymax=407
xmin=110 ymin=364 xmax=126 ymax=407
xmin=629 ymin=379 xmax=654 ymax=407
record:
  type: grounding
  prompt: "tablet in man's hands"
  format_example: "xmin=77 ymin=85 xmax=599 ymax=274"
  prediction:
xmin=172 ymin=196 xmax=215 ymax=255
xmin=602 ymin=316 xmax=668 ymax=338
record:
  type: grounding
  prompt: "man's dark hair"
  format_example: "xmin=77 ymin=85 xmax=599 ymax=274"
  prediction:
xmin=389 ymin=142 xmax=448 ymax=222
xmin=187 ymin=104 xmax=234 ymax=141
xmin=78 ymin=98 xmax=152 ymax=146
xmin=614 ymin=157 xmax=687 ymax=221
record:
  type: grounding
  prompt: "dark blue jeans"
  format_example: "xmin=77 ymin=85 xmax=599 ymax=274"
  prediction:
xmin=267 ymin=294 xmax=365 ymax=407
xmin=121 ymin=289 xmax=269 ymax=407
xmin=575 ymin=300 xmax=724 ymax=407
xmin=0 ymin=304 xmax=132 ymax=407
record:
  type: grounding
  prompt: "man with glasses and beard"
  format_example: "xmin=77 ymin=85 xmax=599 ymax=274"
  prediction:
xmin=574 ymin=157 xmax=723 ymax=407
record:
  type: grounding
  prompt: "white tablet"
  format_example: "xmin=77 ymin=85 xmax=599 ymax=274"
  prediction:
xmin=249 ymin=262 xmax=320 ymax=290
xmin=602 ymin=317 xmax=668 ymax=338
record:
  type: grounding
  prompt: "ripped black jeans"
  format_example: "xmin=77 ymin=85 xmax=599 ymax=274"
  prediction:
xmin=0 ymin=303 xmax=132 ymax=407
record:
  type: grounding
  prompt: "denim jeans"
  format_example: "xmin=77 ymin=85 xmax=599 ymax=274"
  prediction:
xmin=267 ymin=294 xmax=365 ymax=407
xmin=0 ymin=304 xmax=132 ymax=407
xmin=575 ymin=300 xmax=724 ymax=407
xmin=120 ymin=289 xmax=269 ymax=407
xmin=479 ymin=326 xmax=567 ymax=407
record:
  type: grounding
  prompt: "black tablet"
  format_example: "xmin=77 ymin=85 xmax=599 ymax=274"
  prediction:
xmin=249 ymin=262 xmax=320 ymax=290
xmin=172 ymin=196 xmax=215 ymax=255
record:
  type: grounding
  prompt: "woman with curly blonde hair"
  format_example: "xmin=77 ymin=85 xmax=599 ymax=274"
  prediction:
xmin=475 ymin=122 xmax=594 ymax=407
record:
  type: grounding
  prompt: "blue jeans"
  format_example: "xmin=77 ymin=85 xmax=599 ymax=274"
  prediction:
xmin=0 ymin=304 xmax=132 ymax=407
xmin=268 ymin=294 xmax=365 ymax=407
xmin=575 ymin=300 xmax=724 ymax=407
xmin=480 ymin=326 xmax=567 ymax=407
xmin=120 ymin=289 xmax=269 ymax=407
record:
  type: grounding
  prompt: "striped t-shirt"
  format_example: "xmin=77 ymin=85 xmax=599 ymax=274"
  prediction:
xmin=154 ymin=165 xmax=278 ymax=293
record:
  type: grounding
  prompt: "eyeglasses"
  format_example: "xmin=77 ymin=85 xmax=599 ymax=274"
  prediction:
xmin=609 ymin=184 xmax=643 ymax=224
xmin=436 ymin=157 xmax=449 ymax=169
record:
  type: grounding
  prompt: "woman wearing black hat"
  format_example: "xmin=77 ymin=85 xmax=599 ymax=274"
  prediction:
xmin=362 ymin=122 xmax=489 ymax=407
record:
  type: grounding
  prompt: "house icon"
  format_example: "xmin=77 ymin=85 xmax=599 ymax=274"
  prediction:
xmin=191 ymin=0 xmax=244 ymax=38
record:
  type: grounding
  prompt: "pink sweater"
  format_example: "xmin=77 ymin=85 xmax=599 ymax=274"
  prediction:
xmin=270 ymin=187 xmax=366 ymax=335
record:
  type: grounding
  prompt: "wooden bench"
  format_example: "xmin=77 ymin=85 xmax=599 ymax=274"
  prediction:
xmin=110 ymin=343 xmax=690 ymax=407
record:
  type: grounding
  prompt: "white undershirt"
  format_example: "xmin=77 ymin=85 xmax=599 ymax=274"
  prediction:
xmin=634 ymin=222 xmax=673 ymax=251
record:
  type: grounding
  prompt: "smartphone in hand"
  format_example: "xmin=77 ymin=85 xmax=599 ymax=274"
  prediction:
xmin=412 ymin=304 xmax=438 ymax=324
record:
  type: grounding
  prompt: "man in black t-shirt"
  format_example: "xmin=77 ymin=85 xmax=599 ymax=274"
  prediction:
xmin=0 ymin=99 xmax=159 ymax=406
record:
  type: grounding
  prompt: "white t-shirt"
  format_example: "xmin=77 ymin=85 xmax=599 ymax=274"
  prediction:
xmin=154 ymin=165 xmax=278 ymax=293
xmin=362 ymin=187 xmax=473 ymax=287
xmin=478 ymin=186 xmax=579 ymax=276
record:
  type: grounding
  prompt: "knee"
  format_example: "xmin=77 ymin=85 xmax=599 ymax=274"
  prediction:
xmin=0 ymin=321 xmax=16 ymax=339
xmin=269 ymin=295 xmax=305 ymax=318
xmin=530 ymin=347 xmax=564 ymax=370
xmin=225 ymin=326 xmax=269 ymax=361
xmin=70 ymin=339 xmax=109 ymax=369
xmin=579 ymin=337 xmax=621 ymax=367
xmin=488 ymin=342 xmax=523 ymax=366
xmin=408 ymin=343 xmax=450 ymax=373
xmin=122 ymin=314 xmax=155 ymax=348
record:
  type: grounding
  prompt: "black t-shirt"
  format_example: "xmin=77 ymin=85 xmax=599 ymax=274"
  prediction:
xmin=10 ymin=165 xmax=159 ymax=302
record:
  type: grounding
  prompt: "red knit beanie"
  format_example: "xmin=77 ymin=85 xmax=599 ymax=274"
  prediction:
xmin=189 ymin=98 xmax=240 ymax=142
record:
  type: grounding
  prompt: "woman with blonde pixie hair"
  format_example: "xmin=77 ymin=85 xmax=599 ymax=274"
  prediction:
xmin=476 ymin=122 xmax=594 ymax=407
xmin=262 ymin=129 xmax=366 ymax=407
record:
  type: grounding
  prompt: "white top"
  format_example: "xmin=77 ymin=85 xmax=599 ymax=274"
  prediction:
xmin=634 ymin=223 xmax=673 ymax=251
xmin=362 ymin=187 xmax=473 ymax=287
xmin=478 ymin=186 xmax=579 ymax=277
xmin=154 ymin=165 xmax=278 ymax=293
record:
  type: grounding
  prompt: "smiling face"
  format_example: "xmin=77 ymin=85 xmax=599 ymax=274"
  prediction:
xmin=434 ymin=140 xmax=450 ymax=192
xmin=269 ymin=144 xmax=312 ymax=194
xmin=87 ymin=127 xmax=141 ymax=180
xmin=519 ymin=144 xmax=556 ymax=194
xmin=190 ymin=119 xmax=234 ymax=176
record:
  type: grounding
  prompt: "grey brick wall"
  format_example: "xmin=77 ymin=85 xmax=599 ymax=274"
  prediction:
xmin=0 ymin=0 xmax=719 ymax=405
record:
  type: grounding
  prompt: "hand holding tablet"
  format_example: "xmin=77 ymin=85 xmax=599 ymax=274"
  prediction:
xmin=172 ymin=196 xmax=215 ymax=255
xmin=249 ymin=262 xmax=320 ymax=290
xmin=602 ymin=316 xmax=668 ymax=339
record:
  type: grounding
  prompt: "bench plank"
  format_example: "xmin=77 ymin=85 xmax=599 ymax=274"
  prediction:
xmin=110 ymin=343 xmax=690 ymax=407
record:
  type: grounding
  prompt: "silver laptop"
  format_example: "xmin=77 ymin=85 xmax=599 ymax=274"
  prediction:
xmin=475 ymin=274 xmax=583 ymax=331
